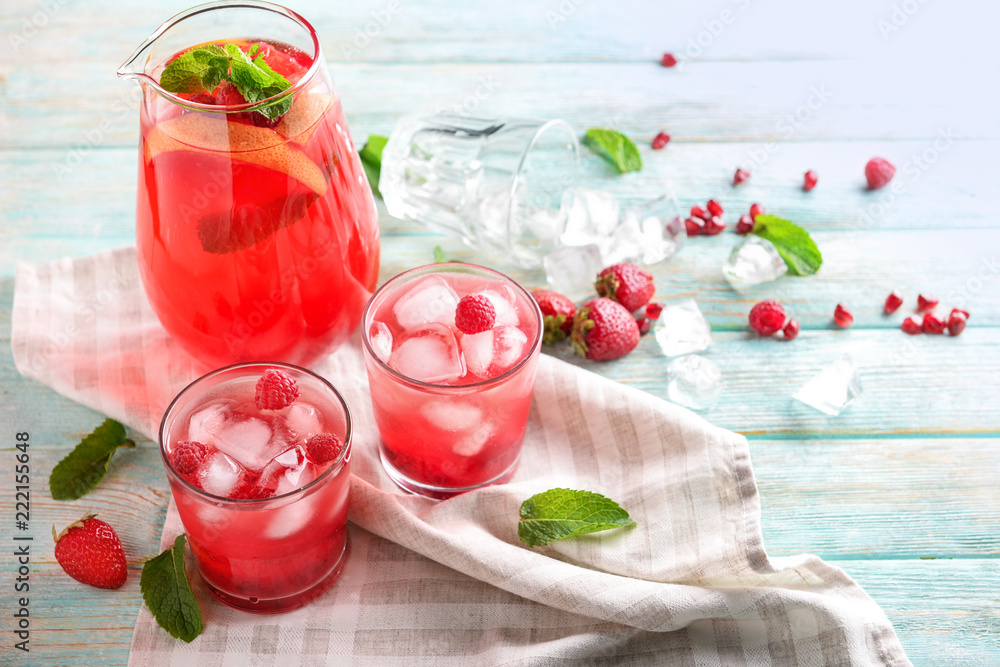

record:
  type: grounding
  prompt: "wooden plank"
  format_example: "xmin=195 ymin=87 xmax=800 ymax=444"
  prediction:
xmin=3 ymin=59 xmax=997 ymax=149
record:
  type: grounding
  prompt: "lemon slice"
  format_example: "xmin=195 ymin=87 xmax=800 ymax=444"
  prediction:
xmin=146 ymin=112 xmax=328 ymax=197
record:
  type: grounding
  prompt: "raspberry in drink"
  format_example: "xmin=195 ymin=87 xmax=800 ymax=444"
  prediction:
xmin=124 ymin=6 xmax=380 ymax=369
xmin=362 ymin=264 xmax=543 ymax=498
xmin=160 ymin=363 xmax=351 ymax=613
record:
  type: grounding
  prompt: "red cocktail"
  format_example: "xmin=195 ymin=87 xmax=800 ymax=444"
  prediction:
xmin=362 ymin=264 xmax=543 ymax=498
xmin=159 ymin=362 xmax=351 ymax=613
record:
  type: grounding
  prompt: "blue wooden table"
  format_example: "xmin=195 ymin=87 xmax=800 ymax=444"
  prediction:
xmin=2 ymin=0 xmax=998 ymax=664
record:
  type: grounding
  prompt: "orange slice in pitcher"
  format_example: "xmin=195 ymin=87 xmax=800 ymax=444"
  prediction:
xmin=274 ymin=92 xmax=333 ymax=145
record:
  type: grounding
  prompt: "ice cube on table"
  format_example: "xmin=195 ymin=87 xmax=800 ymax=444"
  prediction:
xmin=722 ymin=236 xmax=788 ymax=289
xmin=654 ymin=299 xmax=714 ymax=357
xmin=186 ymin=400 xmax=233 ymax=443
xmin=519 ymin=205 xmax=565 ymax=242
xmin=453 ymin=422 xmax=495 ymax=457
xmin=368 ymin=321 xmax=393 ymax=363
xmin=460 ymin=324 xmax=528 ymax=379
xmin=389 ymin=323 xmax=466 ymax=383
xmin=285 ymin=403 xmax=324 ymax=440
xmin=599 ymin=210 xmax=646 ymax=265
xmin=392 ymin=275 xmax=460 ymax=329
xmin=420 ymin=401 xmax=483 ymax=432
xmin=559 ymin=188 xmax=621 ymax=246
xmin=212 ymin=415 xmax=279 ymax=472
xmin=794 ymin=356 xmax=863 ymax=416
xmin=476 ymin=285 xmax=520 ymax=327
xmin=543 ymin=244 xmax=603 ymax=294
xmin=667 ymin=355 xmax=723 ymax=411
xmin=197 ymin=451 xmax=246 ymax=498
xmin=626 ymin=194 xmax=685 ymax=265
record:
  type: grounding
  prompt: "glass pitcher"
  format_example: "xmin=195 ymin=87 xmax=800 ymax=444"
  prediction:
xmin=118 ymin=1 xmax=380 ymax=369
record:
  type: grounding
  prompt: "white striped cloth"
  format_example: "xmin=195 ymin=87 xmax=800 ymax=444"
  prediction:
xmin=12 ymin=247 xmax=910 ymax=666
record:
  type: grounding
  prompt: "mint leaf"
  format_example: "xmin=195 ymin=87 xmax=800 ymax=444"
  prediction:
xmin=518 ymin=488 xmax=636 ymax=547
xmin=433 ymin=245 xmax=448 ymax=263
xmin=750 ymin=214 xmax=823 ymax=276
xmin=141 ymin=535 xmax=203 ymax=643
xmin=359 ymin=134 xmax=388 ymax=198
xmin=159 ymin=46 xmax=228 ymax=95
xmin=49 ymin=419 xmax=135 ymax=500
xmin=582 ymin=128 xmax=642 ymax=174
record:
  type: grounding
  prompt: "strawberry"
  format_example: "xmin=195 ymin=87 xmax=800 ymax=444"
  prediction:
xmin=531 ymin=289 xmax=576 ymax=345
xmin=255 ymin=368 xmax=299 ymax=410
xmin=595 ymin=262 xmax=655 ymax=313
xmin=454 ymin=294 xmax=496 ymax=334
xmin=571 ymin=298 xmax=641 ymax=361
xmin=53 ymin=514 xmax=128 ymax=590
xmin=865 ymin=157 xmax=896 ymax=190
xmin=306 ymin=433 xmax=343 ymax=464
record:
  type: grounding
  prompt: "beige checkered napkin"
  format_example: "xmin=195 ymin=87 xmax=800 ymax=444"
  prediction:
xmin=12 ymin=248 xmax=911 ymax=666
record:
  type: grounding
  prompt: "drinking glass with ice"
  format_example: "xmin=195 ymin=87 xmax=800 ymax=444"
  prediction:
xmin=361 ymin=263 xmax=543 ymax=498
xmin=159 ymin=362 xmax=352 ymax=613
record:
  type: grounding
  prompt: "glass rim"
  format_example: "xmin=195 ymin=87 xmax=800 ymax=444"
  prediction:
xmin=158 ymin=361 xmax=352 ymax=505
xmin=117 ymin=0 xmax=323 ymax=114
xmin=361 ymin=262 xmax=543 ymax=390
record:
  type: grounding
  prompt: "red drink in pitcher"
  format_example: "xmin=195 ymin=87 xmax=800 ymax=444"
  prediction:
xmin=362 ymin=264 xmax=543 ymax=498
xmin=126 ymin=8 xmax=379 ymax=368
xmin=160 ymin=363 xmax=352 ymax=613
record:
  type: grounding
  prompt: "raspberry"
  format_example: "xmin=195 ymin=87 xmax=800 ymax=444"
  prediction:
xmin=917 ymin=294 xmax=938 ymax=312
xmin=748 ymin=300 xmax=786 ymax=336
xmin=454 ymin=294 xmax=496 ymax=334
xmin=684 ymin=218 xmax=704 ymax=236
xmin=571 ymin=298 xmax=641 ymax=361
xmin=834 ymin=304 xmax=854 ymax=328
xmin=306 ymin=433 xmax=343 ymax=464
xmin=652 ymin=132 xmax=670 ymax=149
xmin=595 ymin=262 xmax=655 ymax=312
xmin=803 ymin=170 xmax=818 ymax=191
xmin=733 ymin=168 xmax=750 ymax=185
xmin=645 ymin=302 xmax=664 ymax=319
xmin=884 ymin=291 xmax=903 ymax=314
xmin=172 ymin=441 xmax=207 ymax=475
xmin=531 ymin=289 xmax=576 ymax=345
xmin=749 ymin=203 xmax=764 ymax=221
xmin=660 ymin=53 xmax=677 ymax=67
xmin=865 ymin=157 xmax=896 ymax=190
xmin=187 ymin=92 xmax=217 ymax=106
xmin=736 ymin=214 xmax=755 ymax=235
xmin=255 ymin=368 xmax=299 ymax=410
xmin=216 ymin=82 xmax=246 ymax=108
xmin=782 ymin=318 xmax=800 ymax=341
xmin=901 ymin=316 xmax=923 ymax=334
xmin=702 ymin=215 xmax=726 ymax=235
xmin=922 ymin=311 xmax=946 ymax=334
xmin=948 ymin=310 xmax=967 ymax=336
xmin=706 ymin=199 xmax=724 ymax=217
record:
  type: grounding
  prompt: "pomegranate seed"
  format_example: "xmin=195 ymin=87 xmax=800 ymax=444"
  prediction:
xmin=917 ymin=294 xmax=938 ymax=311
xmin=833 ymin=304 xmax=854 ymax=328
xmin=749 ymin=203 xmax=764 ymax=221
xmin=736 ymin=215 xmax=755 ymax=235
xmin=690 ymin=205 xmax=708 ymax=219
xmin=703 ymin=215 xmax=726 ymax=235
xmin=803 ymin=170 xmax=818 ymax=191
xmin=950 ymin=308 xmax=970 ymax=320
xmin=684 ymin=217 xmax=704 ymax=236
xmin=901 ymin=316 xmax=923 ymax=334
xmin=637 ymin=317 xmax=652 ymax=335
xmin=782 ymin=318 xmax=801 ymax=341
xmin=645 ymin=302 xmax=664 ymax=319
xmin=661 ymin=53 xmax=678 ymax=67
xmin=922 ymin=311 xmax=946 ymax=334
xmin=948 ymin=311 xmax=967 ymax=336
xmin=651 ymin=132 xmax=670 ymax=149
xmin=884 ymin=291 xmax=903 ymax=314
xmin=733 ymin=168 xmax=750 ymax=185
xmin=706 ymin=199 xmax=724 ymax=216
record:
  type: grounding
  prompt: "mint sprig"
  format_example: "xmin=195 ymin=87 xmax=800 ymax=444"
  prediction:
xmin=750 ymin=214 xmax=823 ymax=276
xmin=359 ymin=134 xmax=388 ymax=198
xmin=432 ymin=245 xmax=448 ymax=263
xmin=582 ymin=128 xmax=643 ymax=174
xmin=159 ymin=42 xmax=293 ymax=120
xmin=49 ymin=419 xmax=135 ymax=500
xmin=518 ymin=488 xmax=636 ymax=546
xmin=141 ymin=535 xmax=203 ymax=643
